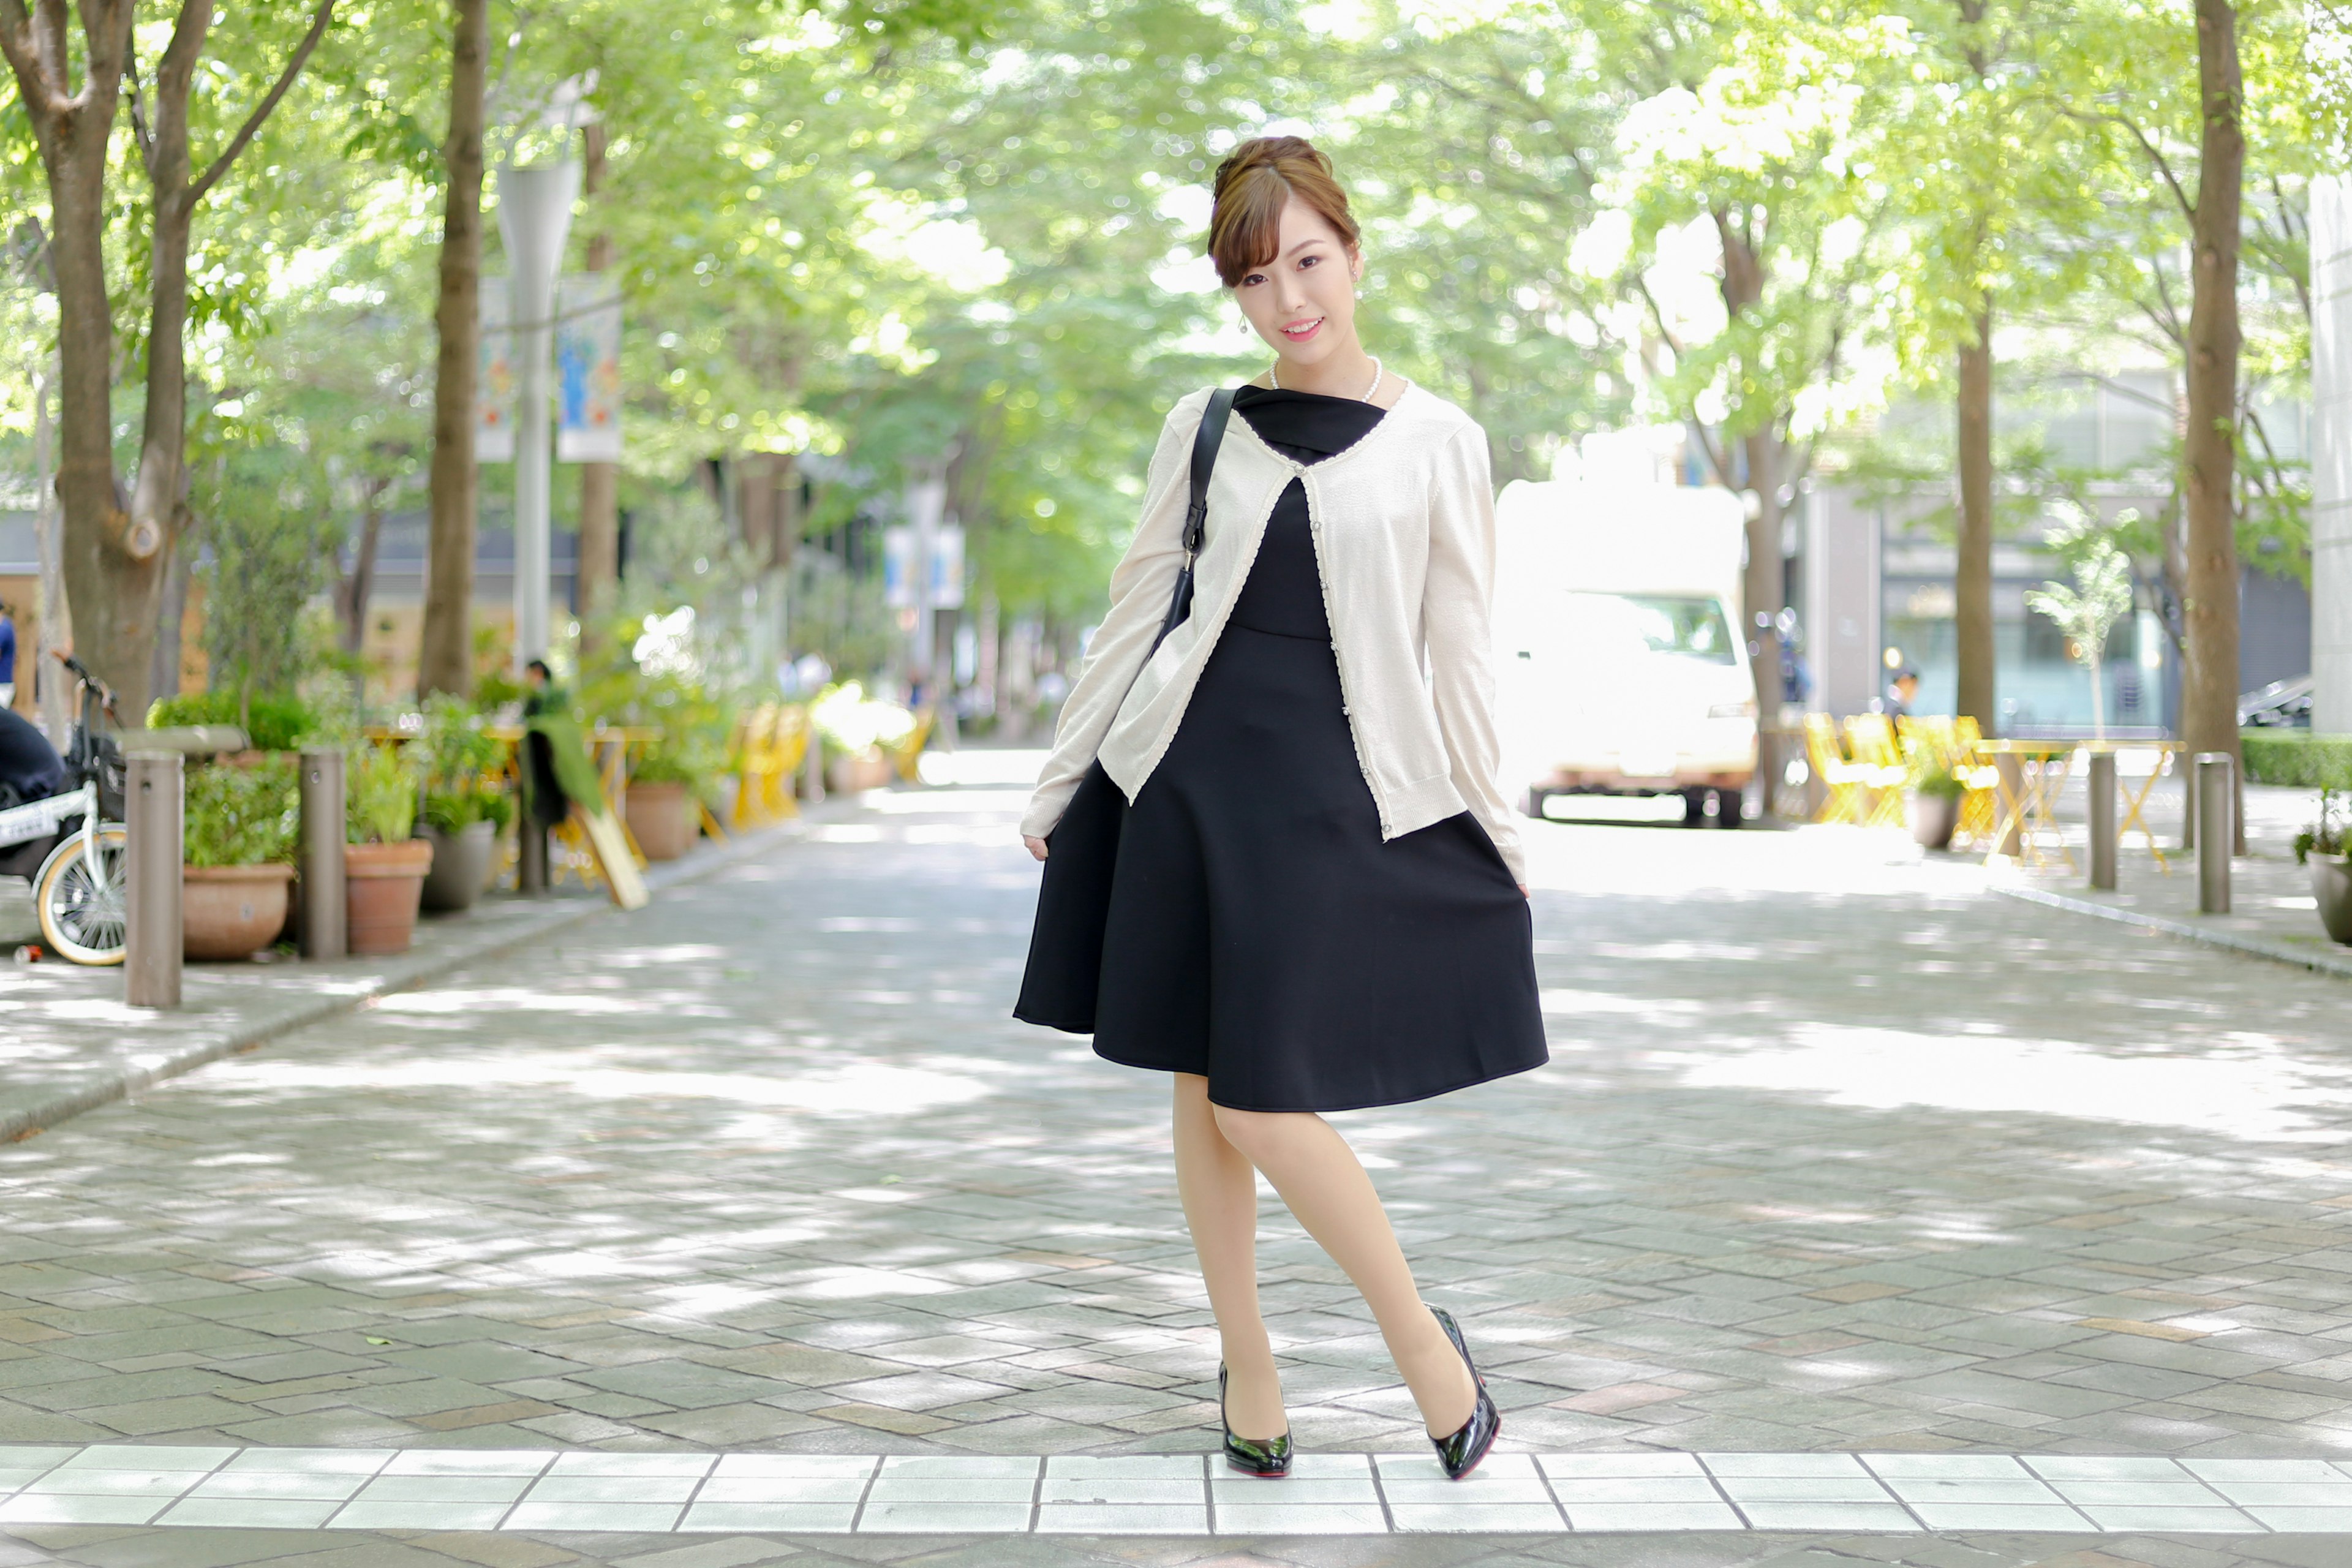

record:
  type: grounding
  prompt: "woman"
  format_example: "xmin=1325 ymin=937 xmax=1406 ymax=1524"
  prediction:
xmin=1014 ymin=136 xmax=1547 ymax=1480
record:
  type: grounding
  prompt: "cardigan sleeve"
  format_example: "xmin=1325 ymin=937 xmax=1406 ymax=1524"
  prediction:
xmin=1421 ymin=421 xmax=1528 ymax=884
xmin=1019 ymin=390 xmax=1209 ymax=842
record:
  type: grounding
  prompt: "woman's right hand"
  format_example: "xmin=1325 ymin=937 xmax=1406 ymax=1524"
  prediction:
xmin=1023 ymin=835 xmax=1049 ymax=861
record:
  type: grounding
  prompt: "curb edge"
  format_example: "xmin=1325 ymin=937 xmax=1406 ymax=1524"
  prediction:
xmin=1992 ymin=881 xmax=2352 ymax=982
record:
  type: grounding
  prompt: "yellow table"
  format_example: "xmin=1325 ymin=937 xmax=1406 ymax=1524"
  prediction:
xmin=2078 ymin=741 xmax=2184 ymax=872
xmin=1972 ymin=740 xmax=2076 ymax=869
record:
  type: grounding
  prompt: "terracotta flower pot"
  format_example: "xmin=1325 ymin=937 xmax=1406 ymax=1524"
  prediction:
xmin=625 ymin=780 xmax=696 ymax=861
xmin=345 ymin=839 xmax=435 ymax=956
xmin=1909 ymin=791 xmax=1960 ymax=851
xmin=826 ymin=748 xmax=892 ymax=796
xmin=419 ymin=820 xmax=497 ymax=913
xmin=2310 ymin=853 xmax=2352 ymax=946
xmin=182 ymin=863 xmax=294 ymax=962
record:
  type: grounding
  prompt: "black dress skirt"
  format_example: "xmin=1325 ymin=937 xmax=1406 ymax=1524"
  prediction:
xmin=1022 ymin=386 xmax=1548 ymax=1112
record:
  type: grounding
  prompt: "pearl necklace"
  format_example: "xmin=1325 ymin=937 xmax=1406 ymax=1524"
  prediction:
xmin=1270 ymin=355 xmax=1382 ymax=402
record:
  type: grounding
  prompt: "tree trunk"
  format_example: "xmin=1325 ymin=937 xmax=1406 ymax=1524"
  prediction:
xmin=148 ymin=527 xmax=194 ymax=704
xmin=2181 ymin=0 xmax=2244 ymax=849
xmin=1709 ymin=211 xmax=1785 ymax=714
xmin=418 ymin=0 xmax=491 ymax=699
xmin=43 ymin=122 xmax=140 ymax=711
xmin=339 ymin=480 xmax=391 ymax=655
xmin=32 ymin=353 xmax=72 ymax=744
xmin=1740 ymin=429 xmax=1785 ymax=714
xmin=1954 ymin=295 xmax=1997 ymax=733
xmin=116 ymin=24 xmax=209 ymax=721
xmin=575 ymin=120 xmax=620 ymax=662
xmin=6 ymin=0 xmax=327 ymax=718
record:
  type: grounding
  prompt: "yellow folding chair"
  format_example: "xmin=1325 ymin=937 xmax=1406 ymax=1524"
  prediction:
xmin=1951 ymin=715 xmax=2000 ymax=847
xmin=1805 ymin=713 xmax=1871 ymax=824
xmin=730 ymin=704 xmax=781 ymax=829
xmin=1842 ymin=714 xmax=1913 ymax=829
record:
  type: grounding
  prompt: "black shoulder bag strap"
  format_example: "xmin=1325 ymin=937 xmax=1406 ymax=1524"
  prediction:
xmin=1152 ymin=386 xmax=1238 ymax=653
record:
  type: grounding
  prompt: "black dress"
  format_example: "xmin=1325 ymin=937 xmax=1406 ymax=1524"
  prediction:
xmin=1025 ymin=387 xmax=1548 ymax=1113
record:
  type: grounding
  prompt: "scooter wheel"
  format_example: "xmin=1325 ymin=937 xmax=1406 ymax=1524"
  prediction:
xmin=35 ymin=824 xmax=129 ymax=965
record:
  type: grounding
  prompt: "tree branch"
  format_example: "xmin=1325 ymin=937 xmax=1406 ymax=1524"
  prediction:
xmin=0 ymin=0 xmax=63 ymax=120
xmin=186 ymin=0 xmax=338 ymax=205
xmin=2064 ymin=104 xmax=2195 ymax=225
xmin=1633 ymin=270 xmax=1689 ymax=360
xmin=123 ymin=39 xmax=155 ymax=167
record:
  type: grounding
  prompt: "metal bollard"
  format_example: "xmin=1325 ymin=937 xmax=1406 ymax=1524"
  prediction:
xmin=2087 ymin=751 xmax=2117 ymax=891
xmin=803 ymin=734 xmax=826 ymax=804
xmin=2196 ymin=752 xmax=2233 ymax=914
xmin=518 ymin=819 xmax=548 ymax=894
xmin=298 ymin=746 xmax=347 ymax=959
xmin=125 ymin=752 xmax=183 ymax=1008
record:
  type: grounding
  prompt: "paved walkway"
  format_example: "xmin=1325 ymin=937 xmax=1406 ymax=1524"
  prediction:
xmin=1988 ymin=771 xmax=2352 ymax=971
xmin=2 ymin=753 xmax=2351 ymax=1568
xmin=0 ymin=821 xmax=807 ymax=1143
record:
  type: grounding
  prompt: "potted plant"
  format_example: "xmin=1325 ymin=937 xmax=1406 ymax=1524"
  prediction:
xmin=414 ymin=696 xmax=511 ymax=911
xmin=624 ymin=744 xmax=699 ymax=861
xmin=346 ymin=743 xmax=434 ymax=955
xmin=1909 ymin=765 xmax=1967 ymax=851
xmin=421 ymin=783 xmax=512 ymax=910
xmin=2296 ymin=789 xmax=2352 ymax=944
xmin=812 ymin=681 xmax=911 ymax=794
xmin=182 ymin=759 xmax=298 ymax=960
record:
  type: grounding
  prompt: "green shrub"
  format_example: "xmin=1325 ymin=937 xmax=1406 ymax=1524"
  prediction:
xmin=421 ymin=786 xmax=513 ymax=834
xmin=1912 ymin=767 xmax=1968 ymax=802
xmin=184 ymin=760 xmax=300 ymax=868
xmin=2298 ymin=790 xmax=2350 ymax=865
xmin=148 ymin=691 xmax=317 ymax=753
xmin=347 ymin=744 xmax=421 ymax=845
xmin=410 ymin=695 xmax=514 ymax=835
xmin=2242 ymin=731 xmax=2352 ymax=791
xmin=628 ymin=745 xmax=698 ymax=786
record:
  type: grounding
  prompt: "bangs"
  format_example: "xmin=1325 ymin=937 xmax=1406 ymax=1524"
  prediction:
xmin=1207 ymin=166 xmax=1292 ymax=287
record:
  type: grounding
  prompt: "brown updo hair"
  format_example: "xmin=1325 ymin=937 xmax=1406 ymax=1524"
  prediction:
xmin=1206 ymin=136 xmax=1361 ymax=288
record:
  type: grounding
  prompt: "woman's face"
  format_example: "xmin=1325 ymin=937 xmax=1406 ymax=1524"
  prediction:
xmin=1231 ymin=195 xmax=1360 ymax=373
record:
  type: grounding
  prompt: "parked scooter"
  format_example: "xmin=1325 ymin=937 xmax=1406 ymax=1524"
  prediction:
xmin=0 ymin=653 xmax=128 ymax=964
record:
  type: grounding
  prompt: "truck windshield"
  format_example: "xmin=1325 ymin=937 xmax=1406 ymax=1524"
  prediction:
xmin=1564 ymin=593 xmax=1737 ymax=665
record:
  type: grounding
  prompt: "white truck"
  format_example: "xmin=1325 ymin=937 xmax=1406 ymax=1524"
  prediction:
xmin=1491 ymin=478 xmax=1759 ymax=827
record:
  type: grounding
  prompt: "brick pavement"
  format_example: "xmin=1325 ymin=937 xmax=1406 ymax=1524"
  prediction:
xmin=2 ymin=755 xmax=2350 ymax=1568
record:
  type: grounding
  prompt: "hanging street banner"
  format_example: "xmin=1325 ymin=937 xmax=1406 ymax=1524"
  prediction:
xmin=477 ymin=283 xmax=516 ymax=462
xmin=883 ymin=523 xmax=965 ymax=610
xmin=556 ymin=274 xmax=623 ymax=463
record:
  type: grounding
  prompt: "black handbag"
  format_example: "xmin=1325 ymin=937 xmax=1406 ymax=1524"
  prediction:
xmin=1013 ymin=388 xmax=1238 ymax=1033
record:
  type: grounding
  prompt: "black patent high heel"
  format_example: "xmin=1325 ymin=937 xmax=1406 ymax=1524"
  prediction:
xmin=1219 ymin=1363 xmax=1292 ymax=1477
xmin=1426 ymin=1306 xmax=1499 ymax=1480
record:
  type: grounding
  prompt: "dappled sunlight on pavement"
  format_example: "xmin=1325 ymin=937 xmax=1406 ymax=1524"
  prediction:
xmin=4 ymin=756 xmax=2352 ymax=1566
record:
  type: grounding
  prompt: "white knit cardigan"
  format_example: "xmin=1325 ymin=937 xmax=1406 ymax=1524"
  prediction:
xmin=1020 ymin=382 xmax=1527 ymax=884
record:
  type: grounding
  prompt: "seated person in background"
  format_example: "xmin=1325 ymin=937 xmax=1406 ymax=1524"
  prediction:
xmin=1885 ymin=666 xmax=1921 ymax=722
xmin=0 ymin=706 xmax=64 ymax=812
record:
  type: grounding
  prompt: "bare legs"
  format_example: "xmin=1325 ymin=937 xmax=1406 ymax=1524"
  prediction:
xmin=1171 ymin=1074 xmax=1475 ymax=1441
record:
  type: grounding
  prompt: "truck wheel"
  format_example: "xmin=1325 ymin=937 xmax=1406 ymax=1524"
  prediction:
xmin=1680 ymin=788 xmax=1708 ymax=827
xmin=1713 ymin=787 xmax=1745 ymax=827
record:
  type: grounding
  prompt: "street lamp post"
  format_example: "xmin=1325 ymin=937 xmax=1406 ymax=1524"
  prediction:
xmin=905 ymin=468 xmax=947 ymax=699
xmin=497 ymin=160 xmax=579 ymax=673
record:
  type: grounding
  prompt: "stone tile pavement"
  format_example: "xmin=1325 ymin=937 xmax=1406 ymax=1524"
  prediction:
xmin=0 ymin=817 xmax=812 ymax=1142
xmin=11 ymin=1443 xmax=2352 ymax=1536
xmin=1972 ymin=769 xmax=2352 ymax=976
xmin=2 ymin=752 xmax=2351 ymax=1568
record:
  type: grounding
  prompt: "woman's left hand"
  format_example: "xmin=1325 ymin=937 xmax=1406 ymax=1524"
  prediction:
xmin=1517 ymin=883 xmax=1529 ymax=897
